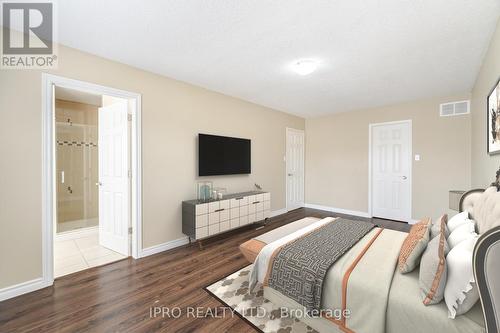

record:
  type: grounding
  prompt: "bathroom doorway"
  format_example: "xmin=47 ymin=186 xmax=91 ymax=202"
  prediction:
xmin=41 ymin=74 xmax=142 ymax=284
xmin=53 ymin=87 xmax=130 ymax=277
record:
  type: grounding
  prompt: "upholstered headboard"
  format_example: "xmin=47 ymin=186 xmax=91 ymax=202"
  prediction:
xmin=461 ymin=186 xmax=500 ymax=333
xmin=460 ymin=186 xmax=500 ymax=234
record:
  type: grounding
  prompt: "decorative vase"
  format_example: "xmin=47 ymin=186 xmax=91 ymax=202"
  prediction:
xmin=197 ymin=181 xmax=213 ymax=202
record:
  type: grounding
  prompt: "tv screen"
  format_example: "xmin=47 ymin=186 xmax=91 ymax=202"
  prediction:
xmin=198 ymin=134 xmax=251 ymax=176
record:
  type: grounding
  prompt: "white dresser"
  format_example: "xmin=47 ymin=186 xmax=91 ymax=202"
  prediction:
xmin=182 ymin=191 xmax=271 ymax=245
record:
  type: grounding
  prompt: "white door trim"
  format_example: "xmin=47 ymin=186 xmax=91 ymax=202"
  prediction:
xmin=42 ymin=73 xmax=142 ymax=288
xmin=285 ymin=127 xmax=305 ymax=211
xmin=368 ymin=119 xmax=412 ymax=222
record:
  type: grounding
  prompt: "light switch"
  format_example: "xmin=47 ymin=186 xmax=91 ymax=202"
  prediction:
xmin=415 ymin=154 xmax=421 ymax=161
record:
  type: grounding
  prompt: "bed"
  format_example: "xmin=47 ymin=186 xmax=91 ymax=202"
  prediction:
xmin=240 ymin=186 xmax=500 ymax=333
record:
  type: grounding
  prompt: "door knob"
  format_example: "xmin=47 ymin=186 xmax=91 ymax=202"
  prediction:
xmin=96 ymin=182 xmax=102 ymax=186
xmin=402 ymin=176 xmax=407 ymax=180
xmin=288 ymin=173 xmax=293 ymax=176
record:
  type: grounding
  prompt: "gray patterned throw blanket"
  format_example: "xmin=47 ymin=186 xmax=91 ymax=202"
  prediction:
xmin=267 ymin=218 xmax=374 ymax=310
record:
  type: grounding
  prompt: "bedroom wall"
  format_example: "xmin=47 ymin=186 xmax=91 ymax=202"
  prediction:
xmin=305 ymin=94 xmax=471 ymax=221
xmin=0 ymin=36 xmax=304 ymax=289
xmin=470 ymin=19 xmax=500 ymax=187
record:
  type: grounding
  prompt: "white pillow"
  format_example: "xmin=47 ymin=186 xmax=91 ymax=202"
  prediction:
xmin=444 ymin=236 xmax=480 ymax=318
xmin=447 ymin=211 xmax=470 ymax=232
xmin=447 ymin=221 xmax=477 ymax=248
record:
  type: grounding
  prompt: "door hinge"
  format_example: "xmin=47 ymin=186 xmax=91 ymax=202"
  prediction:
xmin=128 ymin=227 xmax=133 ymax=235
xmin=127 ymin=114 xmax=132 ymax=121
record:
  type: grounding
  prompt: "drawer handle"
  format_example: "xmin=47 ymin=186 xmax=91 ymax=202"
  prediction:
xmin=252 ymin=201 xmax=260 ymax=204
xmin=214 ymin=208 xmax=225 ymax=212
xmin=235 ymin=197 xmax=244 ymax=200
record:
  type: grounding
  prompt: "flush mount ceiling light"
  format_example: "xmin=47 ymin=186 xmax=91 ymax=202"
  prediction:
xmin=291 ymin=59 xmax=319 ymax=75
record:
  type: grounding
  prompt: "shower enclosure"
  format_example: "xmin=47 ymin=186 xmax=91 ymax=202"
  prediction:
xmin=55 ymin=100 xmax=99 ymax=233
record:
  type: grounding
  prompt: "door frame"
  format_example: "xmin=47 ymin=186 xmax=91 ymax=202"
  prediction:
xmin=42 ymin=73 xmax=142 ymax=286
xmin=285 ymin=127 xmax=305 ymax=211
xmin=368 ymin=119 xmax=412 ymax=222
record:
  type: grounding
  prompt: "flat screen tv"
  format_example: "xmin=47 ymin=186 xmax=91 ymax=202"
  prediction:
xmin=198 ymin=134 xmax=251 ymax=176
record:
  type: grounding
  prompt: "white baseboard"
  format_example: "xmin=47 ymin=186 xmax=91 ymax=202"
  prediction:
xmin=0 ymin=277 xmax=52 ymax=302
xmin=270 ymin=208 xmax=287 ymax=218
xmin=55 ymin=226 xmax=99 ymax=241
xmin=304 ymin=203 xmax=371 ymax=218
xmin=139 ymin=236 xmax=190 ymax=258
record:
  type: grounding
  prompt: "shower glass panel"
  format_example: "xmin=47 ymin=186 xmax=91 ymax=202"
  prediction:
xmin=55 ymin=101 xmax=99 ymax=233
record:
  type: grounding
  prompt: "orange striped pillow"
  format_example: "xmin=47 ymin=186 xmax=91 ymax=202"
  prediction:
xmin=398 ymin=218 xmax=432 ymax=273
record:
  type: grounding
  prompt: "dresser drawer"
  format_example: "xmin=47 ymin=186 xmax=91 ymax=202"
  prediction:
xmin=208 ymin=224 xmax=220 ymax=236
xmin=220 ymin=220 xmax=230 ymax=232
xmin=263 ymin=193 xmax=271 ymax=201
xmin=209 ymin=212 xmax=219 ymax=225
xmin=230 ymin=207 xmax=240 ymax=219
xmin=196 ymin=226 xmax=208 ymax=239
xmin=208 ymin=201 xmax=219 ymax=213
xmin=240 ymin=215 xmax=249 ymax=225
xmin=256 ymin=211 xmax=264 ymax=221
xmin=230 ymin=198 xmax=240 ymax=208
xmin=219 ymin=209 xmax=229 ymax=221
xmin=248 ymin=203 xmax=256 ymax=214
xmin=264 ymin=201 xmax=270 ymax=211
xmin=195 ymin=214 xmax=208 ymax=227
xmin=247 ymin=195 xmax=256 ymax=204
xmin=240 ymin=205 xmax=248 ymax=216
xmin=239 ymin=196 xmax=249 ymax=205
xmin=219 ymin=199 xmax=230 ymax=210
xmin=256 ymin=202 xmax=264 ymax=212
xmin=248 ymin=213 xmax=256 ymax=223
xmin=255 ymin=194 xmax=264 ymax=202
xmin=230 ymin=218 xmax=239 ymax=229
xmin=264 ymin=209 xmax=271 ymax=219
xmin=195 ymin=203 xmax=208 ymax=215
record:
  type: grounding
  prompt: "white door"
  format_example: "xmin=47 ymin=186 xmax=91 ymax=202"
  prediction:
xmin=371 ymin=121 xmax=411 ymax=222
xmin=98 ymin=102 xmax=129 ymax=255
xmin=286 ymin=128 xmax=305 ymax=211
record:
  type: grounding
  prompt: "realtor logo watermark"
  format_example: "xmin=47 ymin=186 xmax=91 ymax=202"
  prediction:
xmin=1 ymin=1 xmax=57 ymax=69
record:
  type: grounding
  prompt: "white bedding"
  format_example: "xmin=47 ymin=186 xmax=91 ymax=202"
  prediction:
xmin=249 ymin=217 xmax=406 ymax=333
xmin=251 ymin=217 xmax=486 ymax=333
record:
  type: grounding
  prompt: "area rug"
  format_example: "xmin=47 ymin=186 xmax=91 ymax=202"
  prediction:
xmin=205 ymin=265 xmax=318 ymax=333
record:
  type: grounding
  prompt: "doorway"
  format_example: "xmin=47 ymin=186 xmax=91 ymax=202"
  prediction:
xmin=286 ymin=128 xmax=305 ymax=211
xmin=42 ymin=74 xmax=142 ymax=283
xmin=369 ymin=120 xmax=412 ymax=222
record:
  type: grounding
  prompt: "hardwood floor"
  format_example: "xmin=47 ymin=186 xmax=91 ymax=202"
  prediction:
xmin=0 ymin=208 xmax=409 ymax=333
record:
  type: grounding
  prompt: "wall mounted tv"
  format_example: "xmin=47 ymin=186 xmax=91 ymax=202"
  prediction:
xmin=198 ymin=134 xmax=251 ymax=176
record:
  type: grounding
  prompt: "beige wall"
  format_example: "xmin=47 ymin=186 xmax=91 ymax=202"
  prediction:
xmin=0 ymin=40 xmax=304 ymax=288
xmin=471 ymin=20 xmax=500 ymax=187
xmin=306 ymin=94 xmax=471 ymax=220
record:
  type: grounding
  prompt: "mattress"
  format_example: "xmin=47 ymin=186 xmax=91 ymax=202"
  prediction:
xmin=239 ymin=216 xmax=320 ymax=262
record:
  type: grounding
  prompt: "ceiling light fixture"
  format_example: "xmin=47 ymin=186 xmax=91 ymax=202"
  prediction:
xmin=291 ymin=59 xmax=319 ymax=75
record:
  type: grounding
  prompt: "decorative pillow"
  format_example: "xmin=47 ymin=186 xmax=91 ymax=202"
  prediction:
xmin=399 ymin=218 xmax=431 ymax=273
xmin=444 ymin=236 xmax=480 ymax=318
xmin=430 ymin=214 xmax=449 ymax=239
xmin=448 ymin=221 xmax=477 ymax=248
xmin=447 ymin=211 xmax=469 ymax=232
xmin=419 ymin=232 xmax=450 ymax=305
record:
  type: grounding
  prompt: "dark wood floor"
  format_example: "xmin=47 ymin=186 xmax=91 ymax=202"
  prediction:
xmin=0 ymin=208 xmax=409 ymax=333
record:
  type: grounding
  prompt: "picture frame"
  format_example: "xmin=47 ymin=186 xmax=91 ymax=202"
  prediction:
xmin=487 ymin=77 xmax=500 ymax=155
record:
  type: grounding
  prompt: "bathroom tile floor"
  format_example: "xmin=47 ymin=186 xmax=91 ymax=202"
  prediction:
xmin=54 ymin=232 xmax=127 ymax=278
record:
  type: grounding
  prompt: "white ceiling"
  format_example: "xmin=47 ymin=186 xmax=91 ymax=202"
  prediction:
xmin=55 ymin=86 xmax=102 ymax=106
xmin=56 ymin=0 xmax=500 ymax=118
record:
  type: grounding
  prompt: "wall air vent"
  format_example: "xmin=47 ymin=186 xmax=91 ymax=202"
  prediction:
xmin=440 ymin=100 xmax=470 ymax=117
